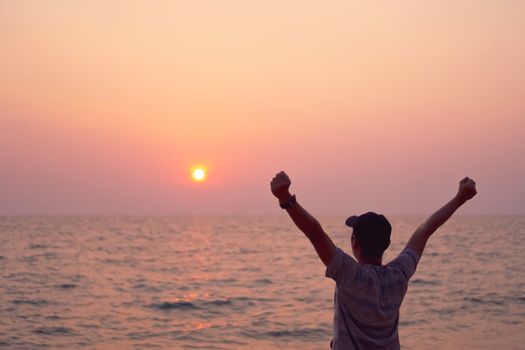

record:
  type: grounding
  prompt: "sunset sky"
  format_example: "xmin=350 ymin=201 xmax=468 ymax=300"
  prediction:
xmin=1 ymin=1 xmax=524 ymax=215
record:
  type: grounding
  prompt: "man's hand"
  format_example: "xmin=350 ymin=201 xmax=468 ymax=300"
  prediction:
xmin=270 ymin=171 xmax=292 ymax=201
xmin=456 ymin=177 xmax=477 ymax=201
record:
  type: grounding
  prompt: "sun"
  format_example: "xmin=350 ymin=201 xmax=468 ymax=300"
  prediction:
xmin=191 ymin=166 xmax=207 ymax=182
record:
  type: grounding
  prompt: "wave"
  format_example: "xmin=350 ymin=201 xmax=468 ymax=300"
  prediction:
xmin=29 ymin=243 xmax=49 ymax=249
xmin=12 ymin=299 xmax=49 ymax=306
xmin=255 ymin=278 xmax=273 ymax=284
xmin=464 ymin=296 xmax=505 ymax=305
xmin=203 ymin=299 xmax=232 ymax=306
xmin=34 ymin=327 xmax=74 ymax=335
xmin=411 ymin=278 xmax=440 ymax=286
xmin=148 ymin=301 xmax=200 ymax=310
xmin=464 ymin=295 xmax=525 ymax=306
xmin=242 ymin=327 xmax=328 ymax=341
xmin=147 ymin=296 xmax=271 ymax=312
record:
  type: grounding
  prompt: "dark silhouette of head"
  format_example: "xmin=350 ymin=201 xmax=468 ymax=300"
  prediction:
xmin=346 ymin=212 xmax=391 ymax=261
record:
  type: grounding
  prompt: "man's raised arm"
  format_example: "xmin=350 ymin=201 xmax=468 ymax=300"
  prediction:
xmin=270 ymin=171 xmax=336 ymax=267
xmin=405 ymin=177 xmax=477 ymax=258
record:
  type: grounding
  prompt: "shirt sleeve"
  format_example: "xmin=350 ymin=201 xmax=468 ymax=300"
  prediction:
xmin=389 ymin=248 xmax=420 ymax=281
xmin=325 ymin=247 xmax=359 ymax=289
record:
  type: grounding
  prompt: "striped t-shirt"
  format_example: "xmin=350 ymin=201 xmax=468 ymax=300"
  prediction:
xmin=326 ymin=247 xmax=420 ymax=350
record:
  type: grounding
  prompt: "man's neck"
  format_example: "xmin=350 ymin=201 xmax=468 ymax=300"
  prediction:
xmin=358 ymin=256 xmax=382 ymax=266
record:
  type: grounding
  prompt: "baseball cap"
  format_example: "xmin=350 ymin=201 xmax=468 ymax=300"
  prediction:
xmin=345 ymin=212 xmax=391 ymax=254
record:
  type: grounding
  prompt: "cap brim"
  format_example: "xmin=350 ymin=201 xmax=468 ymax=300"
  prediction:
xmin=345 ymin=215 xmax=358 ymax=227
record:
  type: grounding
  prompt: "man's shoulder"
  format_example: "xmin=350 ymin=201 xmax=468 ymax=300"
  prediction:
xmin=325 ymin=247 xmax=360 ymax=284
xmin=387 ymin=248 xmax=420 ymax=267
xmin=385 ymin=248 xmax=420 ymax=280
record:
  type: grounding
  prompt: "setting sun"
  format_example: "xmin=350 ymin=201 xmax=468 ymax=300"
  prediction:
xmin=191 ymin=167 xmax=207 ymax=182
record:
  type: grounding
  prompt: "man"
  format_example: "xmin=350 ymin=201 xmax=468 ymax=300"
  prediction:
xmin=270 ymin=171 xmax=477 ymax=349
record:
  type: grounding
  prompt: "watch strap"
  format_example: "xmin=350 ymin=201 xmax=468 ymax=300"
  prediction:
xmin=279 ymin=194 xmax=297 ymax=209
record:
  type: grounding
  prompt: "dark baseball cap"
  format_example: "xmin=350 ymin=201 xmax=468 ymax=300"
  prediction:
xmin=345 ymin=212 xmax=391 ymax=254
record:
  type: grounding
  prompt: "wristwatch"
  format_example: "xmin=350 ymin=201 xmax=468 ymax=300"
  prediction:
xmin=279 ymin=194 xmax=297 ymax=209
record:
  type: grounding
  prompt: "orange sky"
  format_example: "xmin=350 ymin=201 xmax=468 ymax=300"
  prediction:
xmin=1 ymin=1 xmax=524 ymax=214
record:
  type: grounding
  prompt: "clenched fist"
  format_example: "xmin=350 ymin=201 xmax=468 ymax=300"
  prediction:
xmin=270 ymin=171 xmax=292 ymax=201
xmin=456 ymin=177 xmax=477 ymax=201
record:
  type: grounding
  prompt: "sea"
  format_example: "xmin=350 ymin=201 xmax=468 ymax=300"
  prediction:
xmin=1 ymin=216 xmax=524 ymax=349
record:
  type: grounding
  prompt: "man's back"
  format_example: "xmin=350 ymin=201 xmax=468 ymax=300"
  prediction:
xmin=326 ymin=248 xmax=420 ymax=349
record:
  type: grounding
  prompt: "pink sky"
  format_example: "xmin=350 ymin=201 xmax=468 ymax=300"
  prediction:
xmin=1 ymin=1 xmax=524 ymax=215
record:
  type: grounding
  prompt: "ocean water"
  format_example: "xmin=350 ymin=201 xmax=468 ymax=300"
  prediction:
xmin=0 ymin=216 xmax=524 ymax=349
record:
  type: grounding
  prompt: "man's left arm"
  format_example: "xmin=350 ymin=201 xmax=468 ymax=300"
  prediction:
xmin=404 ymin=177 xmax=477 ymax=258
xmin=270 ymin=171 xmax=336 ymax=267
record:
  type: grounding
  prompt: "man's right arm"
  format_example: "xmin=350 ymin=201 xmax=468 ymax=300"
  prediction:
xmin=405 ymin=177 xmax=477 ymax=258
xmin=270 ymin=171 xmax=336 ymax=267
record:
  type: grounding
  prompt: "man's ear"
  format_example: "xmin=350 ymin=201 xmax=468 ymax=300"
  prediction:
xmin=351 ymin=235 xmax=358 ymax=251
